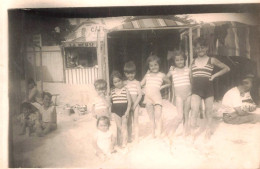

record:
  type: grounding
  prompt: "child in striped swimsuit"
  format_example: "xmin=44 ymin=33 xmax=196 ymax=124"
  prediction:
xmin=110 ymin=71 xmax=131 ymax=147
xmin=141 ymin=55 xmax=171 ymax=138
xmin=124 ymin=61 xmax=142 ymax=142
xmin=92 ymin=79 xmax=111 ymax=119
xmin=166 ymin=51 xmax=191 ymax=137
xmin=191 ymin=37 xmax=230 ymax=140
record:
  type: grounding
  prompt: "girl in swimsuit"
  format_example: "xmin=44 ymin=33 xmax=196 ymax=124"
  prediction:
xmin=110 ymin=71 xmax=131 ymax=147
xmin=166 ymin=51 xmax=191 ymax=138
xmin=190 ymin=37 xmax=230 ymax=140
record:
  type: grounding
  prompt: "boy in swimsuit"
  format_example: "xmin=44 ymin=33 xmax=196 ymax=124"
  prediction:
xmin=124 ymin=61 xmax=142 ymax=142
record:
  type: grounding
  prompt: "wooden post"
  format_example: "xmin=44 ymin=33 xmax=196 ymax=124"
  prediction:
xmin=97 ymin=29 xmax=102 ymax=79
xmin=104 ymin=32 xmax=110 ymax=93
xmin=61 ymin=46 xmax=66 ymax=83
xmin=39 ymin=47 xmax=43 ymax=93
xmin=189 ymin=27 xmax=193 ymax=66
xmin=32 ymin=47 xmax=37 ymax=82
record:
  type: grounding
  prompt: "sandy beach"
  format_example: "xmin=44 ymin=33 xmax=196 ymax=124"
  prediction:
xmin=12 ymin=100 xmax=260 ymax=168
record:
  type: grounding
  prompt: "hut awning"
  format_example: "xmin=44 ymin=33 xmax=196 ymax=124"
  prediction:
xmin=109 ymin=16 xmax=193 ymax=32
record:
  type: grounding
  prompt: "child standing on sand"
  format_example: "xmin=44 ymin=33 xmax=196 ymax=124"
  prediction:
xmin=166 ymin=51 xmax=191 ymax=137
xmin=92 ymin=116 xmax=116 ymax=161
xmin=110 ymin=71 xmax=131 ymax=147
xmin=92 ymin=79 xmax=111 ymax=119
xmin=190 ymin=37 xmax=230 ymax=140
xmin=124 ymin=61 xmax=142 ymax=142
xmin=141 ymin=55 xmax=171 ymax=138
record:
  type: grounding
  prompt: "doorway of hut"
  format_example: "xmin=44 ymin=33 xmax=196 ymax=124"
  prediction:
xmin=107 ymin=29 xmax=181 ymax=81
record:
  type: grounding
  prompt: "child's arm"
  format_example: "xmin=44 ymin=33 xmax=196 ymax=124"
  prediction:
xmin=210 ymin=57 xmax=230 ymax=81
xmin=91 ymin=104 xmax=97 ymax=118
xmin=160 ymin=74 xmax=171 ymax=90
xmin=92 ymin=135 xmax=104 ymax=155
xmin=110 ymin=133 xmax=116 ymax=152
xmin=124 ymin=89 xmax=132 ymax=118
xmin=140 ymin=74 xmax=146 ymax=88
xmin=133 ymin=81 xmax=143 ymax=110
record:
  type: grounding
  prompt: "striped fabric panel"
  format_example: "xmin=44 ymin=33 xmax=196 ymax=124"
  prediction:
xmin=192 ymin=64 xmax=213 ymax=78
xmin=171 ymin=68 xmax=191 ymax=87
xmin=111 ymin=88 xmax=128 ymax=104
xmin=126 ymin=83 xmax=138 ymax=95
xmin=95 ymin=102 xmax=107 ymax=110
xmin=145 ymin=73 xmax=164 ymax=88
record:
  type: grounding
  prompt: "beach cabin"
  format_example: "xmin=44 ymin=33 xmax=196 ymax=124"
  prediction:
xmin=102 ymin=16 xmax=196 ymax=91
xmin=62 ymin=21 xmax=106 ymax=84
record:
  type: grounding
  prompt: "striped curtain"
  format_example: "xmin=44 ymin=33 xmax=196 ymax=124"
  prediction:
xmin=65 ymin=67 xmax=98 ymax=84
xmin=198 ymin=22 xmax=258 ymax=59
xmin=113 ymin=18 xmax=185 ymax=30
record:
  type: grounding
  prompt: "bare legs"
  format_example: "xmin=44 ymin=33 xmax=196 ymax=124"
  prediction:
xmin=113 ymin=113 xmax=127 ymax=147
xmin=191 ymin=94 xmax=214 ymax=141
xmin=146 ymin=104 xmax=162 ymax=138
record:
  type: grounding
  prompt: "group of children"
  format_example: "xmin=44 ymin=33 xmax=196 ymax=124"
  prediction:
xmin=19 ymin=88 xmax=57 ymax=137
xmin=92 ymin=37 xmax=231 ymax=160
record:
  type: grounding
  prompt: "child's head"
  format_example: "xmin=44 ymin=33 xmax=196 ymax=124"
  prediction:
xmin=28 ymin=78 xmax=36 ymax=89
xmin=42 ymin=92 xmax=52 ymax=107
xmin=172 ymin=50 xmax=186 ymax=68
xmin=96 ymin=116 xmax=110 ymax=132
xmin=94 ymin=79 xmax=107 ymax=96
xmin=110 ymin=71 xmax=124 ymax=89
xmin=20 ymin=102 xmax=35 ymax=115
xmin=146 ymin=55 xmax=160 ymax=73
xmin=238 ymin=74 xmax=255 ymax=93
xmin=193 ymin=37 xmax=208 ymax=57
xmin=124 ymin=61 xmax=136 ymax=81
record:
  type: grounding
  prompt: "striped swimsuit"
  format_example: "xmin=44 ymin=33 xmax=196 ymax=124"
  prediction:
xmin=171 ymin=67 xmax=191 ymax=100
xmin=191 ymin=57 xmax=214 ymax=98
xmin=144 ymin=72 xmax=164 ymax=105
xmin=111 ymin=87 xmax=128 ymax=117
xmin=94 ymin=97 xmax=110 ymax=118
xmin=125 ymin=80 xmax=139 ymax=96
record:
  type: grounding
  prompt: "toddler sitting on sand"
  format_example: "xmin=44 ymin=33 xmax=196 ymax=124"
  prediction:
xmin=92 ymin=116 xmax=116 ymax=161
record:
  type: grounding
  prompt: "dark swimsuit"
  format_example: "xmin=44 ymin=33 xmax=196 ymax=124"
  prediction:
xmin=191 ymin=57 xmax=214 ymax=99
xmin=111 ymin=87 xmax=128 ymax=117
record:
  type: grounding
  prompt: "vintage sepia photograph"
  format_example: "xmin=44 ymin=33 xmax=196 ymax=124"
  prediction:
xmin=7 ymin=4 xmax=260 ymax=168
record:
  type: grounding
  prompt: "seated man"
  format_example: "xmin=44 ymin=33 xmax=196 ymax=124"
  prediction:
xmin=32 ymin=92 xmax=57 ymax=136
xmin=222 ymin=74 xmax=260 ymax=124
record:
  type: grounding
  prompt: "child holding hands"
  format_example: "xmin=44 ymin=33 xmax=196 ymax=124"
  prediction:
xmin=110 ymin=71 xmax=131 ymax=147
xmin=141 ymin=55 xmax=171 ymax=138
xmin=124 ymin=61 xmax=142 ymax=142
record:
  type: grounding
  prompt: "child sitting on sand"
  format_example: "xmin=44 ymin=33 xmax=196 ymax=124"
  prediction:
xmin=92 ymin=79 xmax=111 ymax=119
xmin=32 ymin=92 xmax=57 ymax=136
xmin=92 ymin=116 xmax=116 ymax=161
xmin=222 ymin=74 xmax=260 ymax=124
xmin=124 ymin=61 xmax=142 ymax=142
xmin=19 ymin=102 xmax=41 ymax=136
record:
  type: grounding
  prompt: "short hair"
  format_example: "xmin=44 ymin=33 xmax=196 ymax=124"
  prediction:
xmin=238 ymin=73 xmax=255 ymax=85
xmin=110 ymin=71 xmax=123 ymax=85
xmin=20 ymin=102 xmax=36 ymax=114
xmin=42 ymin=92 xmax=52 ymax=99
xmin=28 ymin=78 xmax=36 ymax=86
xmin=94 ymin=79 xmax=107 ymax=90
xmin=96 ymin=116 xmax=110 ymax=127
xmin=172 ymin=50 xmax=187 ymax=67
xmin=124 ymin=61 xmax=136 ymax=73
xmin=193 ymin=37 xmax=209 ymax=48
xmin=146 ymin=55 xmax=161 ymax=67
